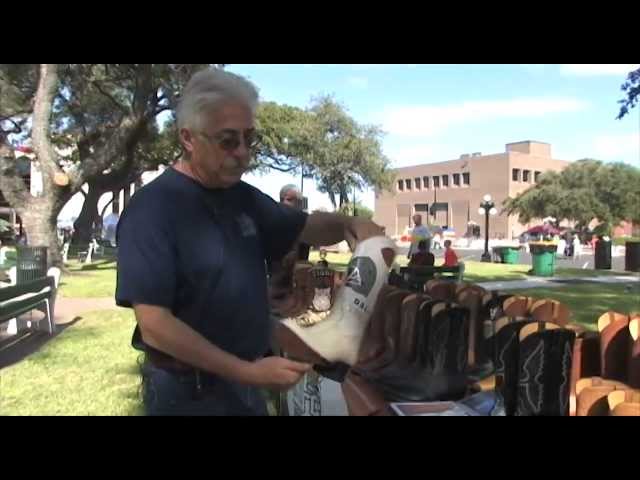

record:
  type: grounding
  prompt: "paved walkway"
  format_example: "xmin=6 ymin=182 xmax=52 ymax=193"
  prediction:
xmin=53 ymin=296 xmax=118 ymax=325
xmin=477 ymin=274 xmax=639 ymax=291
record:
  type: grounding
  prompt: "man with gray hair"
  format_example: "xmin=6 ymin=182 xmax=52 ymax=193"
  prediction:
xmin=279 ymin=184 xmax=303 ymax=209
xmin=116 ymin=67 xmax=382 ymax=416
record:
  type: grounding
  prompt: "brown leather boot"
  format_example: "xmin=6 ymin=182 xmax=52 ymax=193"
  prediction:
xmin=575 ymin=377 xmax=630 ymax=416
xmin=629 ymin=317 xmax=640 ymax=388
xmin=356 ymin=288 xmax=412 ymax=373
xmin=598 ymin=311 xmax=632 ymax=382
xmin=608 ymin=389 xmax=640 ymax=416
xmin=530 ymin=299 xmax=571 ymax=327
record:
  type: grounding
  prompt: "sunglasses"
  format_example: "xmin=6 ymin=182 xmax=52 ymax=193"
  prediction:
xmin=198 ymin=129 xmax=260 ymax=152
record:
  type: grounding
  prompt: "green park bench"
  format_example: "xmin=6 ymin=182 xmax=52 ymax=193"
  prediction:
xmin=0 ymin=276 xmax=57 ymax=334
xmin=62 ymin=240 xmax=117 ymax=264
xmin=399 ymin=264 xmax=464 ymax=292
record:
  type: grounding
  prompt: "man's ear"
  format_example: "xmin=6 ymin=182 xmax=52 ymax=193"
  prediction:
xmin=179 ymin=128 xmax=196 ymax=155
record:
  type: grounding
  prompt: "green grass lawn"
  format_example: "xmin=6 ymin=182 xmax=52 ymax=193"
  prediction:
xmin=1 ymin=309 xmax=143 ymax=416
xmin=59 ymin=259 xmax=117 ymax=298
xmin=507 ymin=283 xmax=640 ymax=329
xmin=308 ymin=251 xmax=634 ymax=282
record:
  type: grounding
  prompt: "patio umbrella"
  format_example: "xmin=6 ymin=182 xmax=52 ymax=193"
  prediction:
xmin=526 ymin=224 xmax=561 ymax=235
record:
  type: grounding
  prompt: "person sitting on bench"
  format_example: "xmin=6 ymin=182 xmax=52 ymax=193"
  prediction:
xmin=409 ymin=240 xmax=435 ymax=267
xmin=443 ymin=239 xmax=459 ymax=267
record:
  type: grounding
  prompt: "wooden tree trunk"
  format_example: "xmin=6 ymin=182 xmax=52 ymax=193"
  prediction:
xmin=19 ymin=194 xmax=68 ymax=267
xmin=72 ymin=183 xmax=105 ymax=245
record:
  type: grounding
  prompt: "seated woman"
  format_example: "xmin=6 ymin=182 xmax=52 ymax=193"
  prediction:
xmin=409 ymin=240 xmax=435 ymax=267
xmin=443 ymin=239 xmax=459 ymax=267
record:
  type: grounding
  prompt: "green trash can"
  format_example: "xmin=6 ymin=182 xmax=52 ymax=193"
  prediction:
xmin=502 ymin=248 xmax=520 ymax=264
xmin=531 ymin=250 xmax=556 ymax=276
xmin=16 ymin=245 xmax=48 ymax=284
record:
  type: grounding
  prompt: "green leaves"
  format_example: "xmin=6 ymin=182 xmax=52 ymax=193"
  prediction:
xmin=617 ymin=67 xmax=640 ymax=120
xmin=0 ymin=218 xmax=11 ymax=232
xmin=503 ymin=159 xmax=640 ymax=233
xmin=254 ymin=95 xmax=391 ymax=208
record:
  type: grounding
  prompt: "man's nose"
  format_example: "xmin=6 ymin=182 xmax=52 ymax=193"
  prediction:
xmin=233 ymin=141 xmax=251 ymax=160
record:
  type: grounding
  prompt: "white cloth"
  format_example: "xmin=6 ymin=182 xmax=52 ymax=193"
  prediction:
xmin=408 ymin=224 xmax=431 ymax=256
xmin=573 ymin=238 xmax=582 ymax=259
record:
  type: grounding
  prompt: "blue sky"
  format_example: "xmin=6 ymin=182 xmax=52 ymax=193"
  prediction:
xmin=226 ymin=64 xmax=639 ymax=212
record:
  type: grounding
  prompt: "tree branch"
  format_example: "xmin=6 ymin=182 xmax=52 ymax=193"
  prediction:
xmin=0 ymin=148 xmax=31 ymax=211
xmin=0 ymin=117 xmax=27 ymax=135
xmin=73 ymin=113 xmax=147 ymax=190
xmin=0 ymin=110 xmax=32 ymax=123
xmin=263 ymin=163 xmax=298 ymax=173
xmin=153 ymin=105 xmax=172 ymax=116
xmin=133 ymin=64 xmax=153 ymax=117
xmin=91 ymin=80 xmax=128 ymax=114
xmin=31 ymin=64 xmax=67 ymax=195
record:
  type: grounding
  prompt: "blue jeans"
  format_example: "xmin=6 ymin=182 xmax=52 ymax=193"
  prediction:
xmin=141 ymin=363 xmax=268 ymax=416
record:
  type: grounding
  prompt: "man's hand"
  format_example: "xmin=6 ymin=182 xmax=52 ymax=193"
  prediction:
xmin=344 ymin=217 xmax=385 ymax=251
xmin=244 ymin=356 xmax=312 ymax=391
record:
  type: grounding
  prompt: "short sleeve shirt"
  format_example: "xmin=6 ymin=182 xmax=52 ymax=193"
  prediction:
xmin=115 ymin=168 xmax=307 ymax=361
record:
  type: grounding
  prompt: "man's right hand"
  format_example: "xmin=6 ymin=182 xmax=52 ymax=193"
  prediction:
xmin=244 ymin=356 xmax=312 ymax=391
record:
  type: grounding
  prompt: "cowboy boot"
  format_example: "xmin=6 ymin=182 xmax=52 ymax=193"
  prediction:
xmin=608 ymin=389 xmax=640 ymax=416
xmin=598 ymin=312 xmax=632 ymax=382
xmin=628 ymin=316 xmax=640 ymax=388
xmin=276 ymin=236 xmax=396 ymax=366
xmin=515 ymin=323 xmax=576 ymax=416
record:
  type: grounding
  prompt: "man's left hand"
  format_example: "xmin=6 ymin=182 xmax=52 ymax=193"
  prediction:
xmin=344 ymin=217 xmax=385 ymax=251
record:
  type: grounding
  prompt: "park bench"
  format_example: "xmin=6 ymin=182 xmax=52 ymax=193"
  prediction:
xmin=399 ymin=264 xmax=464 ymax=291
xmin=62 ymin=240 xmax=117 ymax=264
xmin=0 ymin=276 xmax=57 ymax=334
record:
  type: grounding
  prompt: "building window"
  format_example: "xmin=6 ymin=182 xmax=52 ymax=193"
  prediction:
xmin=414 ymin=203 xmax=429 ymax=214
xmin=534 ymin=171 xmax=541 ymax=182
xmin=453 ymin=173 xmax=461 ymax=186
xmin=397 ymin=180 xmax=404 ymax=191
xmin=512 ymin=168 xmax=521 ymax=182
xmin=463 ymin=172 xmax=470 ymax=186
xmin=414 ymin=177 xmax=421 ymax=190
xmin=523 ymin=170 xmax=531 ymax=183
xmin=433 ymin=176 xmax=440 ymax=188
xmin=405 ymin=179 xmax=412 ymax=190
xmin=423 ymin=176 xmax=429 ymax=189
xmin=442 ymin=175 xmax=449 ymax=187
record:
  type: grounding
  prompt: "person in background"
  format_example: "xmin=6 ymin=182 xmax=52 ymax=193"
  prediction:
xmin=278 ymin=184 xmax=310 ymax=261
xmin=409 ymin=240 xmax=435 ymax=267
xmin=279 ymin=184 xmax=303 ymax=209
xmin=443 ymin=239 xmax=459 ymax=267
xmin=431 ymin=231 xmax=442 ymax=250
xmin=407 ymin=214 xmax=431 ymax=259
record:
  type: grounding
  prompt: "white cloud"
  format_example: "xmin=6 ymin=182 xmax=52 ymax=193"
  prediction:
xmin=560 ymin=64 xmax=640 ymax=76
xmin=592 ymin=132 xmax=640 ymax=161
xmin=346 ymin=76 xmax=369 ymax=89
xmin=379 ymin=97 xmax=589 ymax=138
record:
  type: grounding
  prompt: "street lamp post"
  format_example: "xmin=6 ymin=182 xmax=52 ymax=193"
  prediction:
xmin=479 ymin=194 xmax=498 ymax=262
xmin=353 ymin=185 xmax=357 ymax=217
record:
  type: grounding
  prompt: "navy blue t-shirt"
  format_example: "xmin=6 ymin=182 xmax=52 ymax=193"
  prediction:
xmin=115 ymin=168 xmax=307 ymax=361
